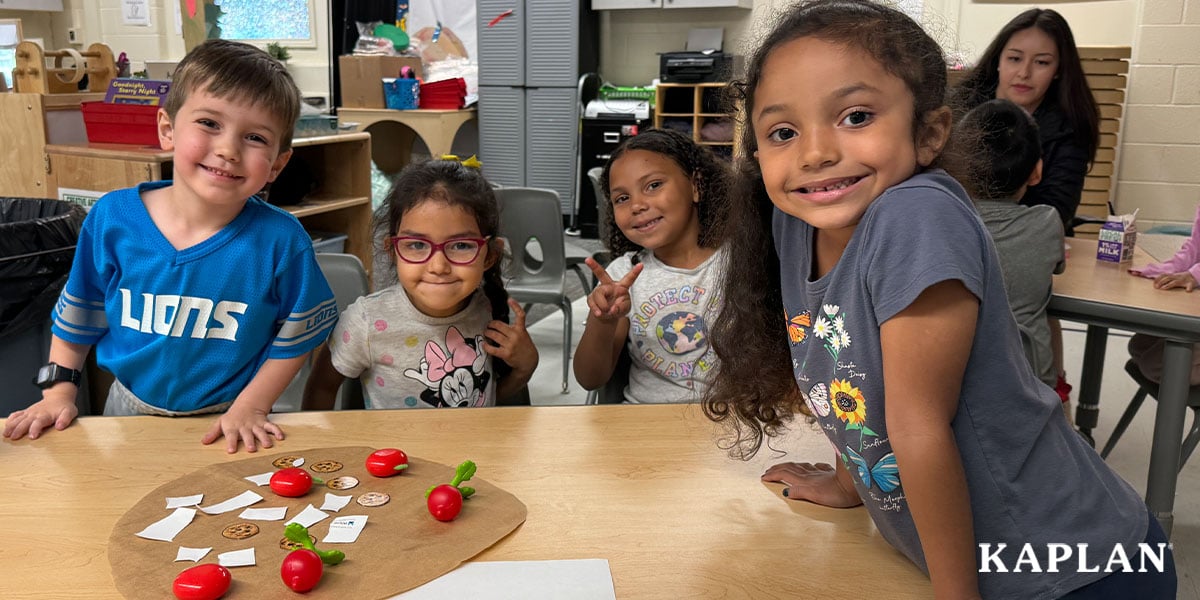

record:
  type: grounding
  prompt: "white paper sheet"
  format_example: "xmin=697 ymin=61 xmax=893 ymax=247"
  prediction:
xmin=244 ymin=472 xmax=274 ymax=486
xmin=320 ymin=493 xmax=352 ymax=513
xmin=285 ymin=504 xmax=329 ymax=528
xmin=199 ymin=491 xmax=263 ymax=515
xmin=135 ymin=507 xmax=196 ymax=542
xmin=166 ymin=494 xmax=203 ymax=509
xmin=391 ymin=559 xmax=616 ymax=600
xmin=321 ymin=515 xmax=368 ymax=544
xmin=217 ymin=548 xmax=256 ymax=568
xmin=174 ymin=547 xmax=212 ymax=562
xmin=239 ymin=507 xmax=288 ymax=521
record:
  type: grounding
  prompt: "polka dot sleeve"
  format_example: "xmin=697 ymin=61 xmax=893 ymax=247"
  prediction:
xmin=328 ymin=296 xmax=372 ymax=379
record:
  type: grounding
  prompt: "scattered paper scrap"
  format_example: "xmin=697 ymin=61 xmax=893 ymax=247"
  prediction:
xmin=135 ymin=507 xmax=196 ymax=542
xmin=320 ymin=493 xmax=352 ymax=513
xmin=239 ymin=507 xmax=288 ymax=521
xmin=217 ymin=548 xmax=256 ymax=568
xmin=392 ymin=559 xmax=617 ymax=600
xmin=244 ymin=472 xmax=273 ymax=486
xmin=285 ymin=504 xmax=329 ymax=528
xmin=322 ymin=515 xmax=368 ymax=544
xmin=174 ymin=547 xmax=212 ymax=562
xmin=199 ymin=491 xmax=263 ymax=515
xmin=166 ymin=494 xmax=203 ymax=509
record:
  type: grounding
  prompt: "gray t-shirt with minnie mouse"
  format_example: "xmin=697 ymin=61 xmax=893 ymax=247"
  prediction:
xmin=329 ymin=285 xmax=496 ymax=409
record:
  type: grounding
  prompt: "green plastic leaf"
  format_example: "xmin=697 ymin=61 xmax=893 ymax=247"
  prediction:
xmin=450 ymin=460 xmax=477 ymax=487
xmin=459 ymin=486 xmax=475 ymax=498
xmin=284 ymin=523 xmax=316 ymax=549
xmin=316 ymin=548 xmax=346 ymax=565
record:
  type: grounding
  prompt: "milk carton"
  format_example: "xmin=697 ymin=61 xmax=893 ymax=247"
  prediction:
xmin=1096 ymin=210 xmax=1138 ymax=263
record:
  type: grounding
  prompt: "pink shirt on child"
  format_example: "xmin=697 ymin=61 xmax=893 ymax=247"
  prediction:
xmin=1130 ymin=204 xmax=1200 ymax=283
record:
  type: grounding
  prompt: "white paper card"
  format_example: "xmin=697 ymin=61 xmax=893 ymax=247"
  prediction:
xmin=135 ymin=507 xmax=196 ymax=542
xmin=391 ymin=559 xmax=617 ymax=600
xmin=244 ymin=472 xmax=274 ymax=486
xmin=175 ymin=547 xmax=212 ymax=562
xmin=166 ymin=494 xmax=203 ymax=509
xmin=217 ymin=548 xmax=256 ymax=568
xmin=239 ymin=507 xmax=288 ymax=521
xmin=199 ymin=491 xmax=263 ymax=515
xmin=322 ymin=515 xmax=368 ymax=543
xmin=291 ymin=457 xmax=305 ymax=467
xmin=320 ymin=493 xmax=353 ymax=513
xmin=285 ymin=504 xmax=329 ymax=528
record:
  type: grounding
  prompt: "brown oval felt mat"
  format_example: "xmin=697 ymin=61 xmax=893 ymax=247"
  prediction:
xmin=108 ymin=446 xmax=527 ymax=599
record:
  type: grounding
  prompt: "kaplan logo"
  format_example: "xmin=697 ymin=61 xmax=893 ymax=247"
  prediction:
xmin=978 ymin=543 xmax=1170 ymax=574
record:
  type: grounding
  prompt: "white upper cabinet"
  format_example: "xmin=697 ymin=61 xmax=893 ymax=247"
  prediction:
xmin=0 ymin=0 xmax=64 ymax=10
xmin=592 ymin=0 xmax=752 ymax=9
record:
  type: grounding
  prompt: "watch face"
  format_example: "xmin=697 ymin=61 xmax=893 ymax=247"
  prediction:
xmin=37 ymin=365 xmax=53 ymax=384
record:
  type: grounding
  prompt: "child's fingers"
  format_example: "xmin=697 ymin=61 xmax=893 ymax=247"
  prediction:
xmin=585 ymin=257 xmax=615 ymax=286
xmin=201 ymin=420 xmax=222 ymax=446
xmin=508 ymin=298 xmax=527 ymax=329
xmin=617 ymin=263 xmax=644 ymax=288
xmin=265 ymin=421 xmax=285 ymax=441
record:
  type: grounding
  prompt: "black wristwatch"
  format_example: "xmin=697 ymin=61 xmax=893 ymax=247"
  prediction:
xmin=33 ymin=362 xmax=82 ymax=389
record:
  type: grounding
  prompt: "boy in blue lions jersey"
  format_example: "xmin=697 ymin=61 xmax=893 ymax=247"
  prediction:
xmin=3 ymin=40 xmax=336 ymax=452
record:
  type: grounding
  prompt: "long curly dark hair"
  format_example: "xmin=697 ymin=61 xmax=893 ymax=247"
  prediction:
xmin=703 ymin=0 xmax=953 ymax=460
xmin=597 ymin=128 xmax=732 ymax=257
xmin=949 ymin=8 xmax=1099 ymax=164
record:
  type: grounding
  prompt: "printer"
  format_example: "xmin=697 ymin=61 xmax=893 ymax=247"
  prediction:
xmin=659 ymin=27 xmax=743 ymax=83
xmin=660 ymin=51 xmax=742 ymax=83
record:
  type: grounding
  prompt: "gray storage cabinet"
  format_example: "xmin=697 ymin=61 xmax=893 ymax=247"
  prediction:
xmin=477 ymin=0 xmax=597 ymax=215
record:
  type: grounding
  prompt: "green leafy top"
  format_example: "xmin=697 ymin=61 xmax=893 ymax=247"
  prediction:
xmin=284 ymin=523 xmax=345 ymax=565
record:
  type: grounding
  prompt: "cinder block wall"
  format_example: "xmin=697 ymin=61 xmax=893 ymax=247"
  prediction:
xmin=1119 ymin=0 xmax=1200 ymax=228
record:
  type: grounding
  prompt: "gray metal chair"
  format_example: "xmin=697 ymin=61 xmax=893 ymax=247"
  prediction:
xmin=495 ymin=187 xmax=577 ymax=393
xmin=586 ymin=166 xmax=613 ymax=266
xmin=315 ymin=252 xmax=369 ymax=410
xmin=1100 ymin=359 xmax=1200 ymax=470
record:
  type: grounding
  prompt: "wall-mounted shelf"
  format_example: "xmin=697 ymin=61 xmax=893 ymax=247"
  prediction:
xmin=654 ymin=82 xmax=736 ymax=160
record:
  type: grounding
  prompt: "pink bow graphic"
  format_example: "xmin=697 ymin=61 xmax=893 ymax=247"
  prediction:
xmin=426 ymin=327 xmax=476 ymax=382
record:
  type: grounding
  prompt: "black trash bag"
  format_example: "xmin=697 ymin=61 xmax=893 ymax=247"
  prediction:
xmin=0 ymin=198 xmax=86 ymax=340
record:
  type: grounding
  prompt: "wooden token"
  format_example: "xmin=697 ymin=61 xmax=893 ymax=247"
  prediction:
xmin=279 ymin=534 xmax=316 ymax=550
xmin=356 ymin=492 xmax=391 ymax=507
xmin=310 ymin=460 xmax=344 ymax=473
xmin=272 ymin=455 xmax=302 ymax=469
xmin=221 ymin=522 xmax=260 ymax=540
xmin=326 ymin=475 xmax=359 ymax=490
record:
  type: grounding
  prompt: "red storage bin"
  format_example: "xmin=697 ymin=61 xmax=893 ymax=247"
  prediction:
xmin=81 ymin=102 xmax=161 ymax=146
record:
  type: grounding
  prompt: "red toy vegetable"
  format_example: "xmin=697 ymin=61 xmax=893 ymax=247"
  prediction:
xmin=281 ymin=549 xmax=324 ymax=592
xmin=172 ymin=563 xmax=231 ymax=600
xmin=425 ymin=460 xmax=477 ymax=521
xmin=365 ymin=448 xmax=409 ymax=478
xmin=270 ymin=467 xmax=321 ymax=497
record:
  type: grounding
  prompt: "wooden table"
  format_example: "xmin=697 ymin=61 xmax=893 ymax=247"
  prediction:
xmin=0 ymin=404 xmax=929 ymax=599
xmin=1051 ymin=238 xmax=1200 ymax=535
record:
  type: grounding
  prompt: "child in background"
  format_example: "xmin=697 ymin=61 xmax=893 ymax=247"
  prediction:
xmin=3 ymin=40 xmax=336 ymax=453
xmin=1127 ymin=204 xmax=1200 ymax=385
xmin=703 ymin=2 xmax=1173 ymax=598
xmin=955 ymin=99 xmax=1065 ymax=393
xmin=574 ymin=128 xmax=730 ymax=403
xmin=303 ymin=160 xmax=537 ymax=409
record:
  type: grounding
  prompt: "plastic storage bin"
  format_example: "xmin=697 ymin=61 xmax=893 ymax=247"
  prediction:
xmin=81 ymin=102 xmax=160 ymax=146
xmin=310 ymin=231 xmax=348 ymax=253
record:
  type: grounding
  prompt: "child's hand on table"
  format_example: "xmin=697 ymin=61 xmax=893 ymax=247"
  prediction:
xmin=1152 ymin=271 xmax=1197 ymax=292
xmin=483 ymin=299 xmax=538 ymax=376
xmin=202 ymin=401 xmax=284 ymax=453
xmin=762 ymin=461 xmax=864 ymax=508
xmin=2 ymin=391 xmax=78 ymax=440
xmin=585 ymin=257 xmax=643 ymax=324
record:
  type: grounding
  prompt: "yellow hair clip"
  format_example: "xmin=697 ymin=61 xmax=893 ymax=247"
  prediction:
xmin=440 ymin=154 xmax=482 ymax=169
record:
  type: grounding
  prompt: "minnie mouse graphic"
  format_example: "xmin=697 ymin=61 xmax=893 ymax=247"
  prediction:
xmin=403 ymin=326 xmax=492 ymax=407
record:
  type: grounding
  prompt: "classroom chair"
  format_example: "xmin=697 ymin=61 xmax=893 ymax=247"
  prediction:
xmin=315 ymin=252 xmax=369 ymax=410
xmin=584 ymin=345 xmax=631 ymax=405
xmin=586 ymin=166 xmax=613 ymax=266
xmin=495 ymin=187 xmax=578 ymax=393
xmin=1099 ymin=359 xmax=1200 ymax=471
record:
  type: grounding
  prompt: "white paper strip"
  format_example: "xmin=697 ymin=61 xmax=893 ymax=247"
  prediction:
xmin=135 ymin=507 xmax=196 ymax=542
xmin=174 ymin=547 xmax=212 ymax=562
xmin=217 ymin=548 xmax=256 ymax=568
xmin=199 ymin=491 xmax=263 ymax=515
xmin=322 ymin=515 xmax=368 ymax=543
xmin=166 ymin=494 xmax=203 ymax=509
xmin=285 ymin=504 xmax=329 ymax=528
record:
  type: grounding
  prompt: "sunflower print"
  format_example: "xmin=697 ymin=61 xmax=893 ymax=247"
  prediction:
xmin=830 ymin=378 xmax=867 ymax=425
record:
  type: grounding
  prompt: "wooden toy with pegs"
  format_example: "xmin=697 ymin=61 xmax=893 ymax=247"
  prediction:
xmin=13 ymin=41 xmax=117 ymax=94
